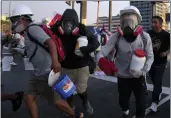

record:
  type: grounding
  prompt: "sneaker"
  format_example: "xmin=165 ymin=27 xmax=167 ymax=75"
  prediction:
xmin=150 ymin=102 xmax=158 ymax=112
xmin=122 ymin=110 xmax=129 ymax=117
xmin=63 ymin=106 xmax=75 ymax=117
xmin=73 ymin=112 xmax=84 ymax=118
xmin=83 ymin=101 xmax=93 ymax=115
xmin=10 ymin=62 xmax=17 ymax=66
xmin=11 ymin=91 xmax=24 ymax=111
xmin=159 ymin=93 xmax=162 ymax=101
xmin=132 ymin=116 xmax=145 ymax=118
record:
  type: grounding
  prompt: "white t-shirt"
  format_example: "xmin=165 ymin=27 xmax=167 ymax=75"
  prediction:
xmin=14 ymin=33 xmax=25 ymax=48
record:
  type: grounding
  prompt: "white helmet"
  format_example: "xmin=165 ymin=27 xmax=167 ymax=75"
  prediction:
xmin=11 ymin=5 xmax=33 ymax=17
xmin=120 ymin=6 xmax=142 ymax=23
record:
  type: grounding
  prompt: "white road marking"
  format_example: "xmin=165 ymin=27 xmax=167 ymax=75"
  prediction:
xmin=2 ymin=53 xmax=11 ymax=55
xmin=23 ymin=58 xmax=34 ymax=70
xmin=2 ymin=56 xmax=13 ymax=71
xmin=90 ymin=75 xmax=171 ymax=95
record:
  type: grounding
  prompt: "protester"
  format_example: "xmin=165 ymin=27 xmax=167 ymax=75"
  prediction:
xmin=51 ymin=9 xmax=99 ymax=115
xmin=96 ymin=6 xmax=154 ymax=118
xmin=3 ymin=30 xmax=18 ymax=66
xmin=10 ymin=5 xmax=83 ymax=118
xmin=11 ymin=30 xmax=26 ymax=57
xmin=1 ymin=92 xmax=24 ymax=111
xmin=148 ymin=16 xmax=170 ymax=112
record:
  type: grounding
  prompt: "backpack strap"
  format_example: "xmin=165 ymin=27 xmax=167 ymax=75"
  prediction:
xmin=27 ymin=24 xmax=49 ymax=61
xmin=140 ymin=31 xmax=147 ymax=50
xmin=114 ymin=32 xmax=121 ymax=58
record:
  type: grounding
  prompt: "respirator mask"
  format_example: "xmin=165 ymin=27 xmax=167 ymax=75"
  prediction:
xmin=120 ymin=14 xmax=139 ymax=42
xmin=61 ymin=18 xmax=77 ymax=35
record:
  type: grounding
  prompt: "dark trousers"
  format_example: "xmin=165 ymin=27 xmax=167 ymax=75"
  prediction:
xmin=149 ymin=63 xmax=166 ymax=103
xmin=118 ymin=76 xmax=147 ymax=117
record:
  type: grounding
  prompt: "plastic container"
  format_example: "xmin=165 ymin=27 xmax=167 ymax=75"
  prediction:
xmin=52 ymin=74 xmax=76 ymax=99
xmin=77 ymin=36 xmax=88 ymax=48
xmin=130 ymin=49 xmax=146 ymax=71
xmin=75 ymin=36 xmax=88 ymax=57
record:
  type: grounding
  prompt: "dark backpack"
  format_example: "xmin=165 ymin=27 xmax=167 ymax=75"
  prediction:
xmin=27 ymin=24 xmax=65 ymax=62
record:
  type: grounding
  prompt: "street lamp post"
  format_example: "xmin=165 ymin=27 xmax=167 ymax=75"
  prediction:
xmin=108 ymin=0 xmax=112 ymax=31
xmin=96 ymin=1 xmax=100 ymax=27
xmin=9 ymin=1 xmax=11 ymax=17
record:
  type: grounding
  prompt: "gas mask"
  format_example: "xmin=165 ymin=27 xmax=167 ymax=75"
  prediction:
xmin=61 ymin=19 xmax=77 ymax=35
xmin=12 ymin=20 xmax=26 ymax=33
xmin=120 ymin=14 xmax=139 ymax=42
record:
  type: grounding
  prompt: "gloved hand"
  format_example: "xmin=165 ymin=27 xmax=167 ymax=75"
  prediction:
xmin=130 ymin=69 xmax=146 ymax=78
xmin=98 ymin=57 xmax=118 ymax=76
xmin=79 ymin=46 xmax=93 ymax=56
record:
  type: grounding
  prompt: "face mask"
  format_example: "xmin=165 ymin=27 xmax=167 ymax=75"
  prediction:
xmin=123 ymin=26 xmax=137 ymax=43
xmin=62 ymin=19 xmax=76 ymax=35
xmin=121 ymin=14 xmax=138 ymax=30
xmin=14 ymin=23 xmax=25 ymax=33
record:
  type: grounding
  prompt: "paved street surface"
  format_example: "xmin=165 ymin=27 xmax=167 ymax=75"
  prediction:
xmin=1 ymin=48 xmax=170 ymax=118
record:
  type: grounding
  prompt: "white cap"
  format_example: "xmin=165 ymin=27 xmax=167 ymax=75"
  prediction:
xmin=11 ymin=5 xmax=33 ymax=17
xmin=120 ymin=6 xmax=142 ymax=23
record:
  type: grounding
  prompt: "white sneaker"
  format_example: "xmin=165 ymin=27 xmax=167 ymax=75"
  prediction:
xmin=132 ymin=116 xmax=145 ymax=118
xmin=10 ymin=62 xmax=17 ymax=66
xmin=159 ymin=93 xmax=162 ymax=101
xmin=122 ymin=110 xmax=129 ymax=117
xmin=150 ymin=102 xmax=158 ymax=112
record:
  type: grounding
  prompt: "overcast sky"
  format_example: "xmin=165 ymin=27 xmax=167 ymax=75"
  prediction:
xmin=2 ymin=1 xmax=130 ymax=25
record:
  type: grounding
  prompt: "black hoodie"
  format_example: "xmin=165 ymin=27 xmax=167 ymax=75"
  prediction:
xmin=51 ymin=9 xmax=99 ymax=69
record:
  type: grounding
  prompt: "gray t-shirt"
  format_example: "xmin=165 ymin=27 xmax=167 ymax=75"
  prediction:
xmin=24 ymin=23 xmax=52 ymax=76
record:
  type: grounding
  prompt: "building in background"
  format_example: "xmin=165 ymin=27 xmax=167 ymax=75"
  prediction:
xmin=1 ymin=15 xmax=11 ymax=33
xmin=95 ymin=14 xmax=120 ymax=33
xmin=130 ymin=1 xmax=168 ymax=31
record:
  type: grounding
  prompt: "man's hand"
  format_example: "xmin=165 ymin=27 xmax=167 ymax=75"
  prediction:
xmin=130 ymin=69 xmax=145 ymax=78
xmin=160 ymin=52 xmax=168 ymax=57
xmin=51 ymin=61 xmax=61 ymax=73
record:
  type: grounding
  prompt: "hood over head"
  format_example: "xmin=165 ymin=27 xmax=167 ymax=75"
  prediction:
xmin=61 ymin=9 xmax=79 ymax=26
xmin=61 ymin=9 xmax=79 ymax=35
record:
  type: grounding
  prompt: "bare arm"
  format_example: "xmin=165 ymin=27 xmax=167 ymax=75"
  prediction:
xmin=45 ymin=39 xmax=61 ymax=73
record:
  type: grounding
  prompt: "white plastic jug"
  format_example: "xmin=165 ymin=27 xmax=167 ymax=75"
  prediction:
xmin=48 ymin=70 xmax=60 ymax=87
xmin=75 ymin=36 xmax=88 ymax=56
xmin=130 ymin=49 xmax=146 ymax=72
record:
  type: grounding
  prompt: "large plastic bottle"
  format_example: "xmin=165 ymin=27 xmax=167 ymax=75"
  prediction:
xmin=130 ymin=49 xmax=146 ymax=71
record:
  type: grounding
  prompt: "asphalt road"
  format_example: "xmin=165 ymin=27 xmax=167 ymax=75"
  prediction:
xmin=1 ymin=49 xmax=170 ymax=118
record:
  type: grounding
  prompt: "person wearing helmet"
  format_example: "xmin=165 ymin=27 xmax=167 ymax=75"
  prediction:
xmin=147 ymin=16 xmax=170 ymax=113
xmin=51 ymin=9 xmax=99 ymax=116
xmin=10 ymin=5 xmax=83 ymax=118
xmin=96 ymin=6 xmax=154 ymax=118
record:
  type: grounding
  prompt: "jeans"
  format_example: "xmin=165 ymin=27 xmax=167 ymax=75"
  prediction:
xmin=149 ymin=63 xmax=166 ymax=103
xmin=118 ymin=76 xmax=147 ymax=117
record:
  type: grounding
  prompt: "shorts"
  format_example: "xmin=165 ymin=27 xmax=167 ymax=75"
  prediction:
xmin=61 ymin=66 xmax=90 ymax=94
xmin=24 ymin=73 xmax=61 ymax=104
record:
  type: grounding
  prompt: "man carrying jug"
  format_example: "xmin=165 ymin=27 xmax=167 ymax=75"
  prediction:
xmin=51 ymin=9 xmax=99 ymax=116
xmin=96 ymin=6 xmax=154 ymax=118
xmin=10 ymin=5 xmax=83 ymax=118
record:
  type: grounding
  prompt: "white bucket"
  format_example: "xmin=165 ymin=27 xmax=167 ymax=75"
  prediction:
xmin=75 ymin=36 xmax=88 ymax=56
xmin=130 ymin=49 xmax=146 ymax=72
xmin=48 ymin=70 xmax=61 ymax=87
